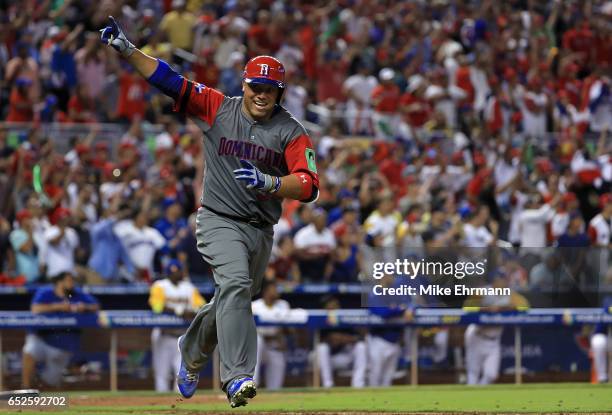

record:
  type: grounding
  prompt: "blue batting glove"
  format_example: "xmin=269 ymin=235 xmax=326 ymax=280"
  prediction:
xmin=233 ymin=160 xmax=280 ymax=193
xmin=99 ymin=16 xmax=135 ymax=57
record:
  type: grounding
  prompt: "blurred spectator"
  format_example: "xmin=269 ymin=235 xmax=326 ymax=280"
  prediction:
xmin=328 ymin=224 xmax=362 ymax=282
xmin=462 ymin=205 xmax=498 ymax=248
xmin=114 ymin=208 xmax=166 ymax=282
xmin=9 ymin=209 xmax=41 ymax=283
xmin=115 ymin=67 xmax=149 ymax=122
xmin=529 ymin=252 xmax=576 ymax=293
xmin=67 ymin=84 xmax=96 ymax=123
xmin=557 ymin=213 xmax=590 ymax=248
xmin=5 ymin=41 xmax=39 ymax=93
xmin=213 ymin=23 xmax=244 ymax=72
xmin=75 ymin=32 xmax=111 ymax=101
xmin=247 ymin=10 xmax=279 ymax=57
xmin=284 ymin=73 xmax=308 ymax=123
xmin=252 ymin=280 xmax=291 ymax=390
xmin=588 ymin=193 xmax=612 ymax=247
xmin=22 ymin=271 xmax=99 ymax=388
xmin=88 ymin=202 xmax=135 ymax=283
xmin=364 ymin=194 xmax=402 ymax=259
xmin=316 ymin=38 xmax=350 ymax=104
xmin=424 ymin=68 xmax=466 ymax=130
xmin=49 ymin=25 xmax=84 ymax=111
xmin=371 ymin=68 xmax=401 ymax=141
xmin=520 ymin=76 xmax=548 ymax=140
xmin=6 ymin=79 xmax=34 ymax=122
xmin=550 ymin=192 xmax=579 ymax=240
xmin=217 ymin=51 xmax=245 ymax=97
xmin=40 ymin=208 xmax=79 ymax=279
xmin=160 ymin=0 xmax=196 ymax=53
xmin=343 ymin=61 xmax=377 ymax=135
xmin=518 ymin=194 xmax=556 ymax=248
xmin=399 ymin=75 xmax=431 ymax=140
xmin=266 ymin=234 xmax=300 ymax=282
xmin=294 ymin=208 xmax=336 ymax=282
xmin=141 ymin=30 xmax=173 ymax=62
xmin=154 ymin=201 xmax=189 ymax=259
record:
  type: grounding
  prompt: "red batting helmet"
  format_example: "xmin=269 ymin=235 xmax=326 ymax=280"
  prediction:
xmin=243 ymin=55 xmax=285 ymax=88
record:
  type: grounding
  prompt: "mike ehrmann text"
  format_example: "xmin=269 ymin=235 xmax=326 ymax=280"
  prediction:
xmin=372 ymin=284 xmax=511 ymax=296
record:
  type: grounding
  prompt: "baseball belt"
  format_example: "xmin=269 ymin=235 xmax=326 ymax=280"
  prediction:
xmin=202 ymin=205 xmax=271 ymax=229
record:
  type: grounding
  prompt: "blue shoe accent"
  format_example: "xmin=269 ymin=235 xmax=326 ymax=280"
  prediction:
xmin=176 ymin=336 xmax=199 ymax=399
xmin=226 ymin=376 xmax=256 ymax=408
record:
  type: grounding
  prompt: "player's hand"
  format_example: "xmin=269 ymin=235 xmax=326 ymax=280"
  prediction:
xmin=56 ymin=302 xmax=72 ymax=312
xmin=233 ymin=159 xmax=280 ymax=193
xmin=70 ymin=303 xmax=87 ymax=313
xmin=99 ymin=16 xmax=135 ymax=57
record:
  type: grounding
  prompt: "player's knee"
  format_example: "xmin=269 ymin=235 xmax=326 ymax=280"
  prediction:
xmin=317 ymin=342 xmax=331 ymax=356
xmin=591 ymin=333 xmax=607 ymax=352
xmin=22 ymin=335 xmax=43 ymax=361
xmin=353 ymin=341 xmax=366 ymax=356
xmin=218 ymin=276 xmax=252 ymax=307
xmin=483 ymin=365 xmax=500 ymax=383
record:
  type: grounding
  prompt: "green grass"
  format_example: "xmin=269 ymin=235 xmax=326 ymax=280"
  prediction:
xmin=2 ymin=383 xmax=611 ymax=414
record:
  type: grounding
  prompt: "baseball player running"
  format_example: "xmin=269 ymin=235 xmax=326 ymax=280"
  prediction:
xmin=101 ymin=17 xmax=319 ymax=408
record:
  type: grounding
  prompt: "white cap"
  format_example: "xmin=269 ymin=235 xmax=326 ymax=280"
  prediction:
xmin=379 ymin=68 xmax=395 ymax=81
xmin=407 ymin=74 xmax=425 ymax=93
xmin=228 ymin=51 xmax=244 ymax=66
xmin=47 ymin=26 xmax=60 ymax=38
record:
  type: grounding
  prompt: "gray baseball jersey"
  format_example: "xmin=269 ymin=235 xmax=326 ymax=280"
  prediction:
xmin=175 ymin=81 xmax=319 ymax=225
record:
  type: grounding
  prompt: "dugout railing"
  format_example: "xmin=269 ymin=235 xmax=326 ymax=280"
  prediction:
xmin=0 ymin=308 xmax=611 ymax=391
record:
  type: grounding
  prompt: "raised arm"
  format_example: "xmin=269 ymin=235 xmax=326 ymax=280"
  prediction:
xmin=101 ymin=16 xmax=225 ymax=122
xmin=100 ymin=16 xmax=156 ymax=76
xmin=125 ymin=49 xmax=159 ymax=79
xmin=100 ymin=16 xmax=183 ymax=100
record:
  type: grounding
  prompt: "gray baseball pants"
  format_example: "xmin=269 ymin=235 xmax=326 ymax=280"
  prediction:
xmin=178 ymin=207 xmax=273 ymax=390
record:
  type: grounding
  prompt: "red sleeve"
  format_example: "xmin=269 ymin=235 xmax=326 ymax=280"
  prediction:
xmin=588 ymin=225 xmax=598 ymax=244
xmin=562 ymin=30 xmax=573 ymax=50
xmin=67 ymin=95 xmax=79 ymax=112
xmin=174 ymin=79 xmax=225 ymax=126
xmin=371 ymin=86 xmax=382 ymax=100
xmin=284 ymin=134 xmax=320 ymax=201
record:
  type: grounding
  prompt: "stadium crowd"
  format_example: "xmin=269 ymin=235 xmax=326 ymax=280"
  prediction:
xmin=0 ymin=0 xmax=610 ymax=295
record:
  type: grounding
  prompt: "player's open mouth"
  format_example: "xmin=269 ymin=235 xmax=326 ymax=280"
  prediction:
xmin=254 ymin=101 xmax=268 ymax=109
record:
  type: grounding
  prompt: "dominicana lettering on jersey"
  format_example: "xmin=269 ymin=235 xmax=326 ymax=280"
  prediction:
xmin=218 ymin=137 xmax=284 ymax=168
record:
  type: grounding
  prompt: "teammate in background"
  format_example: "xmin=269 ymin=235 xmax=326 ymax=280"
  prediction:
xmin=463 ymin=273 xmax=528 ymax=385
xmin=149 ymin=260 xmax=205 ymax=392
xmin=589 ymin=194 xmax=612 ymax=248
xmin=590 ymin=297 xmax=612 ymax=384
xmin=588 ymin=194 xmax=612 ymax=285
xmin=101 ymin=16 xmax=319 ymax=407
xmin=251 ymin=280 xmax=290 ymax=390
xmin=317 ymin=295 xmax=367 ymax=388
xmin=22 ymin=271 xmax=99 ymax=388
xmin=367 ymin=275 xmax=412 ymax=387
